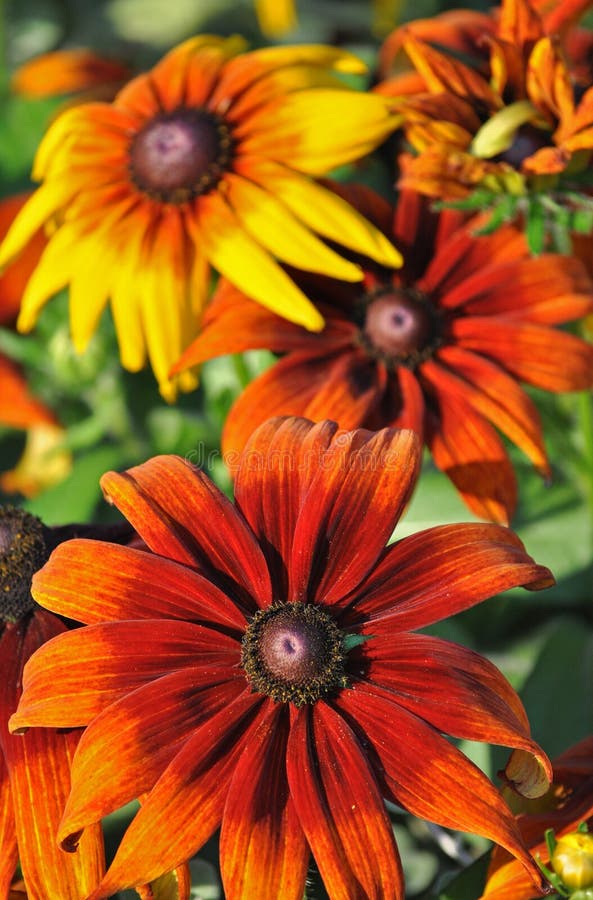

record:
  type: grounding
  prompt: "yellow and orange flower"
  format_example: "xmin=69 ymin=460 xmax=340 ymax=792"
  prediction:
xmin=482 ymin=735 xmax=593 ymax=899
xmin=174 ymin=182 xmax=593 ymax=523
xmin=377 ymin=0 xmax=593 ymax=199
xmin=0 ymin=35 xmax=402 ymax=399
xmin=10 ymin=420 xmax=554 ymax=898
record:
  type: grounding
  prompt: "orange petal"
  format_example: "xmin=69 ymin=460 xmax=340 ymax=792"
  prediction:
xmin=11 ymin=49 xmax=131 ymax=98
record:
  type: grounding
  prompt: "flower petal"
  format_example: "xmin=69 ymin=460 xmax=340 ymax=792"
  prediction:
xmin=342 ymin=523 xmax=553 ymax=631
xmin=290 ymin=427 xmax=421 ymax=604
xmin=224 ymin=174 xmax=363 ymax=281
xmin=220 ymin=705 xmax=309 ymax=900
xmin=11 ymin=620 xmax=239 ymax=730
xmin=237 ymin=90 xmax=399 ymax=176
xmin=362 ymin=632 xmax=541 ymax=750
xmin=451 ymin=317 xmax=593 ymax=391
xmin=426 ymin=348 xmax=550 ymax=476
xmin=0 ymin=355 xmax=56 ymax=429
xmin=100 ymin=455 xmax=272 ymax=609
xmin=172 ymin=279 xmax=352 ymax=374
xmin=0 ymin=754 xmax=17 ymax=898
xmin=88 ymin=691 xmax=266 ymax=896
xmin=237 ymin=158 xmax=403 ymax=268
xmin=286 ymin=703 xmax=404 ymax=899
xmin=60 ymin=669 xmax=245 ymax=842
xmin=234 ymin=417 xmax=338 ymax=595
xmin=336 ymin=684 xmax=550 ymax=893
xmin=222 ymin=352 xmax=346 ymax=459
xmin=440 ymin=253 xmax=593 ymax=323
xmin=424 ymin=385 xmax=518 ymax=523
xmin=32 ymin=539 xmax=246 ymax=630
xmin=192 ymin=192 xmax=325 ymax=331
xmin=0 ymin=614 xmax=105 ymax=898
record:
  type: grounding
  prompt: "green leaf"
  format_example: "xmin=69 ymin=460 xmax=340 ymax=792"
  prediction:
xmin=526 ymin=197 xmax=546 ymax=254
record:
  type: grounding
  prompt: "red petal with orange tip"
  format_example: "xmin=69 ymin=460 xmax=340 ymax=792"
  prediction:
xmin=440 ymin=253 xmax=593 ymax=323
xmin=10 ymin=619 xmax=239 ymax=730
xmin=0 ymin=613 xmax=105 ymax=899
xmin=425 ymin=386 xmax=518 ymax=523
xmin=361 ymin=632 xmax=541 ymax=750
xmin=87 ymin=691 xmax=267 ymax=897
xmin=100 ymin=455 xmax=272 ymax=608
xmin=30 ymin=538 xmax=247 ymax=631
xmin=220 ymin=705 xmax=309 ymax=900
xmin=0 ymin=754 xmax=17 ymax=898
xmin=58 ymin=670 xmax=245 ymax=843
xmin=234 ymin=417 xmax=337 ymax=594
xmin=451 ymin=317 xmax=593 ymax=391
xmin=172 ymin=278 xmax=352 ymax=374
xmin=289 ymin=427 xmax=420 ymax=605
xmin=427 ymin=347 xmax=550 ymax=476
xmin=341 ymin=522 xmax=553 ymax=630
xmin=287 ymin=703 xmax=404 ymax=899
xmin=336 ymin=684 xmax=550 ymax=892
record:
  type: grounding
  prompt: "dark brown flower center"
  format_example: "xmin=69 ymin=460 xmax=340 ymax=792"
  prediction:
xmin=360 ymin=288 xmax=441 ymax=367
xmin=129 ymin=108 xmax=233 ymax=203
xmin=497 ymin=123 xmax=552 ymax=169
xmin=241 ymin=603 xmax=348 ymax=706
xmin=0 ymin=507 xmax=47 ymax=623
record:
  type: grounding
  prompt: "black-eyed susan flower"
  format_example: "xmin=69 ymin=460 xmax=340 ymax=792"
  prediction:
xmin=11 ymin=418 xmax=555 ymax=899
xmin=0 ymin=36 xmax=401 ymax=399
xmin=173 ymin=182 xmax=593 ymax=524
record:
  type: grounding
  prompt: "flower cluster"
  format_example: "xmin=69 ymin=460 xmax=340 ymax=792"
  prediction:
xmin=0 ymin=1 xmax=592 ymax=897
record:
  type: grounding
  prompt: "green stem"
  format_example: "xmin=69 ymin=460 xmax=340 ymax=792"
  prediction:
xmin=578 ymin=388 xmax=593 ymax=522
xmin=232 ymin=353 xmax=251 ymax=390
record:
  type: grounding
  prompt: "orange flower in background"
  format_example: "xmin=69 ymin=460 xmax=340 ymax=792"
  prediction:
xmin=11 ymin=49 xmax=132 ymax=100
xmin=377 ymin=0 xmax=593 ymax=199
xmin=0 ymin=194 xmax=71 ymax=497
xmin=482 ymin=735 xmax=593 ymax=899
xmin=174 ymin=182 xmax=593 ymax=523
xmin=0 ymin=35 xmax=402 ymax=399
xmin=0 ymin=507 xmax=105 ymax=898
xmin=10 ymin=418 xmax=554 ymax=898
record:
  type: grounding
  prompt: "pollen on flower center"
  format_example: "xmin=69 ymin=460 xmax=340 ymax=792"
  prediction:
xmin=361 ymin=288 xmax=441 ymax=366
xmin=241 ymin=603 xmax=349 ymax=706
xmin=0 ymin=507 xmax=47 ymax=624
xmin=129 ymin=108 xmax=233 ymax=203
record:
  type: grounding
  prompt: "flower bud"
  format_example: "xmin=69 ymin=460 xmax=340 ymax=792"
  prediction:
xmin=551 ymin=831 xmax=593 ymax=892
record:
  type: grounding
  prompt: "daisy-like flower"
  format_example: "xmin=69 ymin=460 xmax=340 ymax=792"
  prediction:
xmin=11 ymin=417 xmax=555 ymax=899
xmin=482 ymin=735 xmax=593 ymax=899
xmin=376 ymin=0 xmax=593 ymax=201
xmin=0 ymin=507 xmax=104 ymax=898
xmin=0 ymin=36 xmax=402 ymax=399
xmin=173 ymin=182 xmax=593 ymax=523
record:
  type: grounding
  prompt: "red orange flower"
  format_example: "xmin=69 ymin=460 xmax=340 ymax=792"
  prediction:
xmin=482 ymin=735 xmax=593 ymax=899
xmin=0 ymin=507 xmax=104 ymax=898
xmin=0 ymin=36 xmax=401 ymax=398
xmin=11 ymin=418 xmax=554 ymax=898
xmin=377 ymin=0 xmax=593 ymax=199
xmin=174 ymin=183 xmax=593 ymax=523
